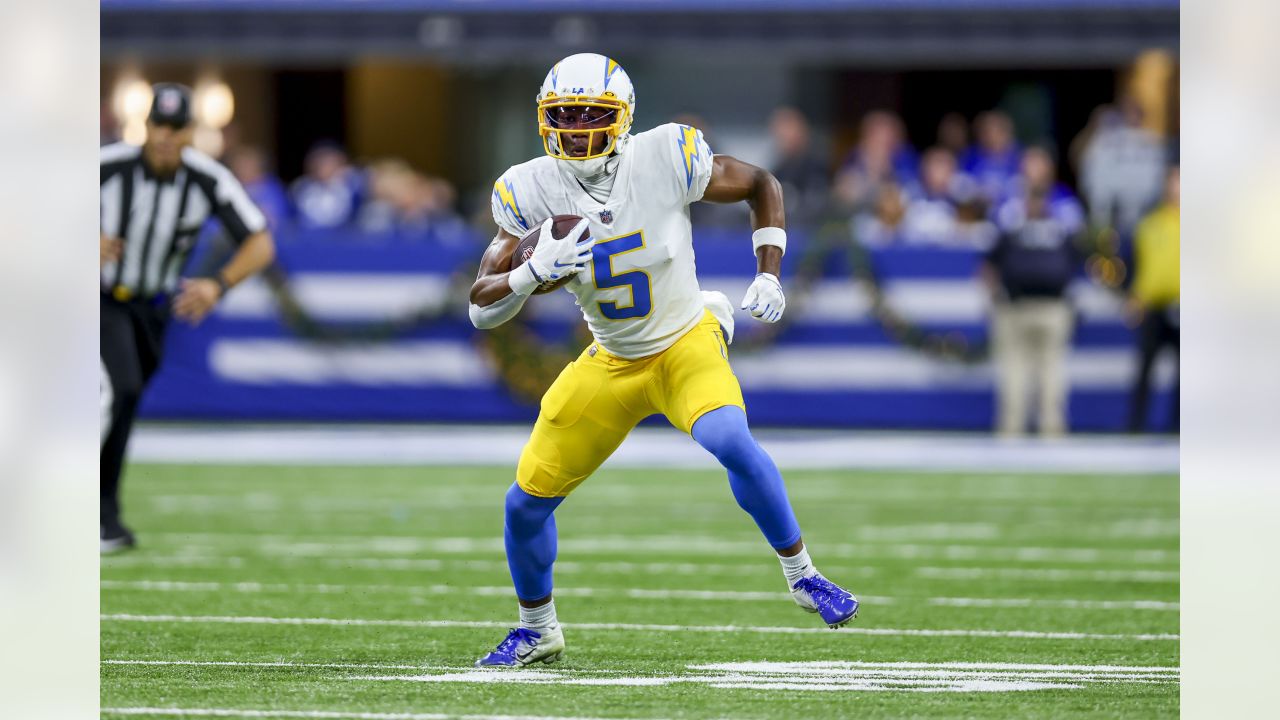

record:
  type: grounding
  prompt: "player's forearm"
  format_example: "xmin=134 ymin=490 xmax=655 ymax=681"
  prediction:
xmin=755 ymin=245 xmax=783 ymax=277
xmin=218 ymin=231 xmax=275 ymax=288
xmin=746 ymin=169 xmax=785 ymax=276
xmin=469 ymin=290 xmax=530 ymax=330
xmin=470 ymin=273 xmax=518 ymax=307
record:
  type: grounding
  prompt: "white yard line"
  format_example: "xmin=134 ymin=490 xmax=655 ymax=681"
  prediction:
xmin=138 ymin=531 xmax=1180 ymax=565
xmin=915 ymin=567 xmax=1180 ymax=583
xmin=100 ymin=613 xmax=1179 ymax=641
xmin=928 ymin=597 xmax=1178 ymax=611
xmin=101 ymin=660 xmax=611 ymax=675
xmin=100 ymin=554 xmax=880 ymax=577
xmin=128 ymin=424 xmax=1179 ymax=474
xmin=102 ymin=709 xmax=635 ymax=720
xmin=102 ymin=659 xmax=1179 ymax=697
xmin=102 ymin=658 xmax=1178 ymax=675
xmin=101 ymin=553 xmax=1178 ymax=584
xmin=691 ymin=660 xmax=1178 ymax=673
xmin=348 ymin=660 xmax=1179 ymax=693
xmin=100 ymin=579 xmax=1178 ymax=611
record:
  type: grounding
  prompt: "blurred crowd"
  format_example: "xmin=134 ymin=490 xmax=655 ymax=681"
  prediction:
xmin=755 ymin=99 xmax=1172 ymax=249
xmin=222 ymin=141 xmax=471 ymax=244
xmin=753 ymin=99 xmax=1179 ymax=437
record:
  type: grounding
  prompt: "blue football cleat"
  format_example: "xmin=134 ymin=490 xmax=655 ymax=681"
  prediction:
xmin=475 ymin=626 xmax=565 ymax=667
xmin=791 ymin=573 xmax=860 ymax=628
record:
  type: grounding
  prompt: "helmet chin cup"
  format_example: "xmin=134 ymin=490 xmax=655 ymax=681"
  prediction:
xmin=557 ymin=154 xmax=612 ymax=179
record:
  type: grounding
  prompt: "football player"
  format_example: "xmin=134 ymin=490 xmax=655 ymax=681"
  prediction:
xmin=470 ymin=53 xmax=858 ymax=667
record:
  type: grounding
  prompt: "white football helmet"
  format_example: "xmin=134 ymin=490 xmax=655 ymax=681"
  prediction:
xmin=537 ymin=53 xmax=635 ymax=162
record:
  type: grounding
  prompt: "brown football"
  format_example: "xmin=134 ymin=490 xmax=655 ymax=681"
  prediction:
xmin=510 ymin=214 xmax=591 ymax=294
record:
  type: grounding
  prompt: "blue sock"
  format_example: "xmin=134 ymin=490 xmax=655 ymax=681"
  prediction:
xmin=691 ymin=405 xmax=802 ymax=550
xmin=503 ymin=482 xmax=565 ymax=602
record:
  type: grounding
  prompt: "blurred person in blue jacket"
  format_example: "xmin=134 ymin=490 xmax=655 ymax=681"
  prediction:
xmin=290 ymin=141 xmax=364 ymax=229
xmin=901 ymin=147 xmax=978 ymax=246
xmin=1000 ymin=146 xmax=1086 ymax=230
xmin=982 ymin=175 xmax=1084 ymax=437
xmin=833 ymin=110 xmax=917 ymax=213
xmin=227 ymin=145 xmax=290 ymax=231
xmin=962 ymin=110 xmax=1022 ymax=202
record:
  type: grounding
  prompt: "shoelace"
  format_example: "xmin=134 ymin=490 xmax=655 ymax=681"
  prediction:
xmin=795 ymin=576 xmax=844 ymax=606
xmin=494 ymin=627 xmax=540 ymax=655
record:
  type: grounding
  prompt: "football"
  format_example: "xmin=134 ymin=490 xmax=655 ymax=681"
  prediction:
xmin=511 ymin=214 xmax=591 ymax=294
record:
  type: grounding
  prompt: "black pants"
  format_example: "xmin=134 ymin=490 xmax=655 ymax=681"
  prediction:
xmin=101 ymin=295 xmax=169 ymax=527
xmin=1128 ymin=306 xmax=1180 ymax=433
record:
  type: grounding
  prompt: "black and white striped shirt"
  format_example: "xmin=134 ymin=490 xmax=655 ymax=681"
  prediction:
xmin=100 ymin=142 xmax=266 ymax=301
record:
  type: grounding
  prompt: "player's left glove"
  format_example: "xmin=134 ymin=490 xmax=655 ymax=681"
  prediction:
xmin=741 ymin=272 xmax=785 ymax=323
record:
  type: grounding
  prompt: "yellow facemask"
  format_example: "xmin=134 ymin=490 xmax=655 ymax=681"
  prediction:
xmin=537 ymin=94 xmax=631 ymax=161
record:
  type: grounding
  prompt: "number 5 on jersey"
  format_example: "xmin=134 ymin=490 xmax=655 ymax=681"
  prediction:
xmin=592 ymin=231 xmax=652 ymax=320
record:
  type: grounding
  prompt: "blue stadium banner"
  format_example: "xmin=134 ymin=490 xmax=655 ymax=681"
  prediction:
xmin=137 ymin=226 xmax=1173 ymax=431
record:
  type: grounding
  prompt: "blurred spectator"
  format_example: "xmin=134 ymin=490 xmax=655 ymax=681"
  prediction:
xmin=999 ymin=147 xmax=1086 ymax=231
xmin=901 ymin=148 xmax=960 ymax=246
xmin=983 ymin=185 xmax=1085 ymax=437
xmin=962 ymin=110 xmax=1022 ymax=201
xmin=852 ymin=182 xmax=907 ymax=247
xmin=1078 ymin=99 xmax=1166 ymax=234
xmin=833 ymin=110 xmax=917 ymax=213
xmin=359 ymin=159 xmax=469 ymax=243
xmin=1004 ymin=146 xmax=1080 ymax=206
xmin=768 ymin=107 xmax=829 ymax=225
xmin=359 ymin=158 xmax=415 ymax=234
xmin=936 ymin=112 xmax=969 ymax=157
xmin=1127 ymin=165 xmax=1180 ymax=433
xmin=291 ymin=141 xmax=363 ymax=230
xmin=400 ymin=175 xmax=470 ymax=244
xmin=954 ymin=196 xmax=998 ymax=251
xmin=226 ymin=145 xmax=290 ymax=231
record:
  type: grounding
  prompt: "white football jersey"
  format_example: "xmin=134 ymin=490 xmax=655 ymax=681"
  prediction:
xmin=491 ymin=123 xmax=715 ymax=359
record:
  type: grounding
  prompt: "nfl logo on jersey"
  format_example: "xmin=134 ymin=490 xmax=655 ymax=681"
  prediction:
xmin=599 ymin=209 xmax=613 ymax=224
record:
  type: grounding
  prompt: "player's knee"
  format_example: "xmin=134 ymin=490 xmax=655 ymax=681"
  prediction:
xmin=504 ymin=482 xmax=562 ymax=535
xmin=692 ymin=406 xmax=759 ymax=470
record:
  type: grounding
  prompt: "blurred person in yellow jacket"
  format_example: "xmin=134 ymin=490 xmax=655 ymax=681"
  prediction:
xmin=1127 ymin=165 xmax=1179 ymax=432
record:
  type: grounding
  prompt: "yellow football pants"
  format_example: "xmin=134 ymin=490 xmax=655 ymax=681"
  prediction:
xmin=516 ymin=310 xmax=745 ymax=498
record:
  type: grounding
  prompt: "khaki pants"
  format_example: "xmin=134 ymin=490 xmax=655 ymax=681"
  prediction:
xmin=992 ymin=298 xmax=1073 ymax=437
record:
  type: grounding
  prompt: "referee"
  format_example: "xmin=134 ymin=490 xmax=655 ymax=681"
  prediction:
xmin=100 ymin=83 xmax=275 ymax=552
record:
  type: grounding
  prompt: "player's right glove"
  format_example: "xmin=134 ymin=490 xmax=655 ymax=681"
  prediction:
xmin=526 ymin=217 xmax=594 ymax=285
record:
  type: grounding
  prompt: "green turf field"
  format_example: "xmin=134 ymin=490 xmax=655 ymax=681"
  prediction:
xmin=101 ymin=463 xmax=1179 ymax=719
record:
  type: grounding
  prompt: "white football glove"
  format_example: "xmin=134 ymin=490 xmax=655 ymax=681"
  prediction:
xmin=741 ymin=272 xmax=785 ymax=323
xmin=527 ymin=217 xmax=594 ymax=285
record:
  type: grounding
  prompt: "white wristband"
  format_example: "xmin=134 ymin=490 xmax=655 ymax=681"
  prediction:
xmin=752 ymin=227 xmax=787 ymax=256
xmin=507 ymin=262 xmax=541 ymax=297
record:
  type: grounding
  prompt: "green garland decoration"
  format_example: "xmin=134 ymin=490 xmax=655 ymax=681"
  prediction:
xmin=260 ymin=264 xmax=476 ymax=343
xmin=257 ymin=219 xmax=1125 ymax=405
